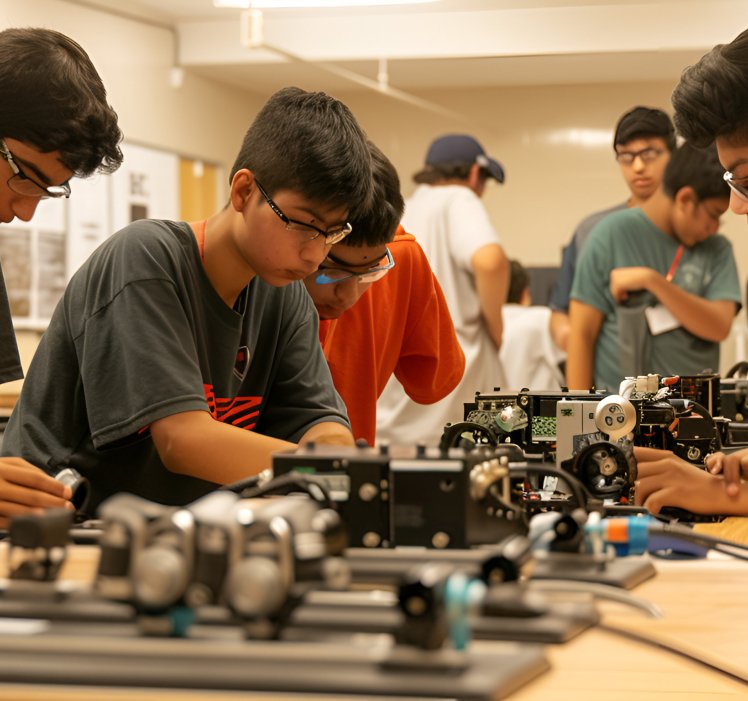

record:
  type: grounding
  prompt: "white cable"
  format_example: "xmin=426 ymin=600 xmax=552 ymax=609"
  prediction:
xmin=528 ymin=578 xmax=662 ymax=618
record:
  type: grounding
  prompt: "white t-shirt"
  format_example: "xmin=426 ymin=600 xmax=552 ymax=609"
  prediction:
xmin=500 ymin=304 xmax=565 ymax=391
xmin=376 ymin=184 xmax=506 ymax=447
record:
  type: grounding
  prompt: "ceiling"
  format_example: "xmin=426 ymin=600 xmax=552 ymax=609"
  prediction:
xmin=70 ymin=0 xmax=748 ymax=96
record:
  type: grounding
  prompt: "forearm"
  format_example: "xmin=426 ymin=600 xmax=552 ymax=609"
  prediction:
xmin=152 ymin=410 xmax=295 ymax=484
xmin=647 ymin=274 xmax=734 ymax=341
xmin=565 ymin=333 xmax=595 ymax=390
xmin=667 ymin=474 xmax=748 ymax=516
xmin=298 ymin=421 xmax=355 ymax=447
xmin=713 ymin=481 xmax=748 ymax=515
xmin=473 ymin=247 xmax=509 ymax=350
xmin=566 ymin=300 xmax=602 ymax=390
xmin=481 ymin=305 xmax=505 ymax=350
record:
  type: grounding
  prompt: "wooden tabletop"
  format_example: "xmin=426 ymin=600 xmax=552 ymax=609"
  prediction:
xmin=1 ymin=519 xmax=748 ymax=701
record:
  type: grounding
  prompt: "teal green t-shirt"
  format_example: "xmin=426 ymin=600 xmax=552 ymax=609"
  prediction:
xmin=571 ymin=208 xmax=741 ymax=391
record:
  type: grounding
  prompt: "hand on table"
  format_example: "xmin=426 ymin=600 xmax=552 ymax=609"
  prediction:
xmin=633 ymin=446 xmax=731 ymax=515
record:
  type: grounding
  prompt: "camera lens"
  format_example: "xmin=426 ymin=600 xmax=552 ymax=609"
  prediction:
xmin=54 ymin=467 xmax=91 ymax=514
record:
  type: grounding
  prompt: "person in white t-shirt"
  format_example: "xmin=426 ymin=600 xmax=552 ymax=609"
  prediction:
xmin=501 ymin=260 xmax=565 ymax=390
xmin=376 ymin=134 xmax=509 ymax=446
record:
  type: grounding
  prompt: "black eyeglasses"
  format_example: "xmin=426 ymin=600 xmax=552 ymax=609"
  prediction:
xmin=255 ymin=179 xmax=352 ymax=245
xmin=615 ymin=147 xmax=664 ymax=165
xmin=724 ymin=170 xmax=748 ymax=202
xmin=315 ymin=247 xmax=395 ymax=285
xmin=0 ymin=138 xmax=71 ymax=199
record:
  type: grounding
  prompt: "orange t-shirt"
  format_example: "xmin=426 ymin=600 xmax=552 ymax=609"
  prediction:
xmin=319 ymin=227 xmax=465 ymax=445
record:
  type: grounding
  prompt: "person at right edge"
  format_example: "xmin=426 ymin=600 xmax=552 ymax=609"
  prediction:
xmin=635 ymin=28 xmax=748 ymax=516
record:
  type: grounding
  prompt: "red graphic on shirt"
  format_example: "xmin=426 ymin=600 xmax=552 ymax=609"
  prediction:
xmin=204 ymin=384 xmax=262 ymax=430
xmin=234 ymin=346 xmax=250 ymax=380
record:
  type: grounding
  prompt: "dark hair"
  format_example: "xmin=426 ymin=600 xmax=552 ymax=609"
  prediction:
xmin=613 ymin=106 xmax=676 ymax=152
xmin=346 ymin=142 xmax=404 ymax=247
xmin=672 ymin=28 xmax=748 ymax=147
xmin=0 ymin=28 xmax=123 ymax=176
xmin=507 ymin=259 xmax=529 ymax=305
xmin=662 ymin=142 xmax=729 ymax=201
xmin=231 ymin=87 xmax=372 ymax=215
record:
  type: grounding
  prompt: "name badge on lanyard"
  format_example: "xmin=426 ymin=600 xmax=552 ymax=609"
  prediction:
xmin=644 ymin=245 xmax=684 ymax=336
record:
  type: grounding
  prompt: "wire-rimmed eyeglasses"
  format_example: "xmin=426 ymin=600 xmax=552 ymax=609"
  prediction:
xmin=315 ymin=247 xmax=395 ymax=285
xmin=0 ymin=138 xmax=70 ymax=199
xmin=724 ymin=170 xmax=748 ymax=202
xmin=255 ymin=179 xmax=352 ymax=245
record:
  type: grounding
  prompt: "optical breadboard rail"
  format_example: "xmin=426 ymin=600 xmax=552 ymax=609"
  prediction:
xmin=0 ymin=632 xmax=549 ymax=701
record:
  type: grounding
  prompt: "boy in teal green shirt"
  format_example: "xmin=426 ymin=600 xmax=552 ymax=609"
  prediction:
xmin=566 ymin=142 xmax=739 ymax=392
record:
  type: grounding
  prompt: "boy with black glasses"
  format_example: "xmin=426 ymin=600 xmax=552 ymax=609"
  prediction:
xmin=549 ymin=107 xmax=676 ymax=352
xmin=0 ymin=27 xmax=122 ymax=526
xmin=2 ymin=87 xmax=373 ymax=517
xmin=304 ymin=142 xmax=464 ymax=446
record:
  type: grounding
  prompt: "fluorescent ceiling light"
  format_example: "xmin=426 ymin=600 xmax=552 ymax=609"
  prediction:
xmin=214 ymin=0 xmax=437 ymax=8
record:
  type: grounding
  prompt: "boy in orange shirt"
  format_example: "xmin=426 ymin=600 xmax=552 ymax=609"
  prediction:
xmin=304 ymin=143 xmax=465 ymax=445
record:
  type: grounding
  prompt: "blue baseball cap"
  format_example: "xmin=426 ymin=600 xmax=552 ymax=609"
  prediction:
xmin=425 ymin=134 xmax=505 ymax=183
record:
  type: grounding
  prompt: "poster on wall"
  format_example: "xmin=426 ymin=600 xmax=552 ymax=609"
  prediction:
xmin=0 ymin=227 xmax=32 ymax=318
xmin=0 ymin=142 xmax=180 ymax=330
xmin=110 ymin=142 xmax=179 ymax=232
xmin=0 ymin=198 xmax=66 ymax=329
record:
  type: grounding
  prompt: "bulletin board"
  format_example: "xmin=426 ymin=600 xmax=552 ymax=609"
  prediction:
xmin=0 ymin=142 xmax=180 ymax=330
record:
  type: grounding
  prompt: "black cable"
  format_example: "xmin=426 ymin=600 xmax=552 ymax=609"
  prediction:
xmin=712 ymin=544 xmax=748 ymax=562
xmin=655 ymin=522 xmax=748 ymax=561
xmin=220 ymin=472 xmax=265 ymax=494
xmin=238 ymin=472 xmax=336 ymax=510
xmin=725 ymin=361 xmax=748 ymax=379
xmin=660 ymin=522 xmax=748 ymax=551
xmin=678 ymin=399 xmax=721 ymax=450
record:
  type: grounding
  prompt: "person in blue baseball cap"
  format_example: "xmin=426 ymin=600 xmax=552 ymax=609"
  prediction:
xmin=376 ymin=133 xmax=510 ymax=448
xmin=420 ymin=134 xmax=506 ymax=188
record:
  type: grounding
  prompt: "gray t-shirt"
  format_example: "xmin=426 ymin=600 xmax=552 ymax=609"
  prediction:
xmin=0 ymin=262 xmax=23 ymax=383
xmin=2 ymin=219 xmax=349 ymax=511
xmin=548 ymin=202 xmax=627 ymax=313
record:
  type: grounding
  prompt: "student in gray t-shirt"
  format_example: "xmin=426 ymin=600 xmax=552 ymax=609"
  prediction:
xmin=2 ymin=87 xmax=375 ymax=516
xmin=548 ymin=106 xmax=676 ymax=352
xmin=0 ymin=28 xmax=122 ymax=526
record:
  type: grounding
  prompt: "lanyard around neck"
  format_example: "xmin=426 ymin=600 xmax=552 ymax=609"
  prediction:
xmin=190 ymin=220 xmax=207 ymax=261
xmin=665 ymin=245 xmax=684 ymax=283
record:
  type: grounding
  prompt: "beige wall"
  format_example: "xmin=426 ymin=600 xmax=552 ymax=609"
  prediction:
xmin=1 ymin=0 xmax=745 ymax=382
xmin=339 ymin=82 xmax=748 ymax=275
